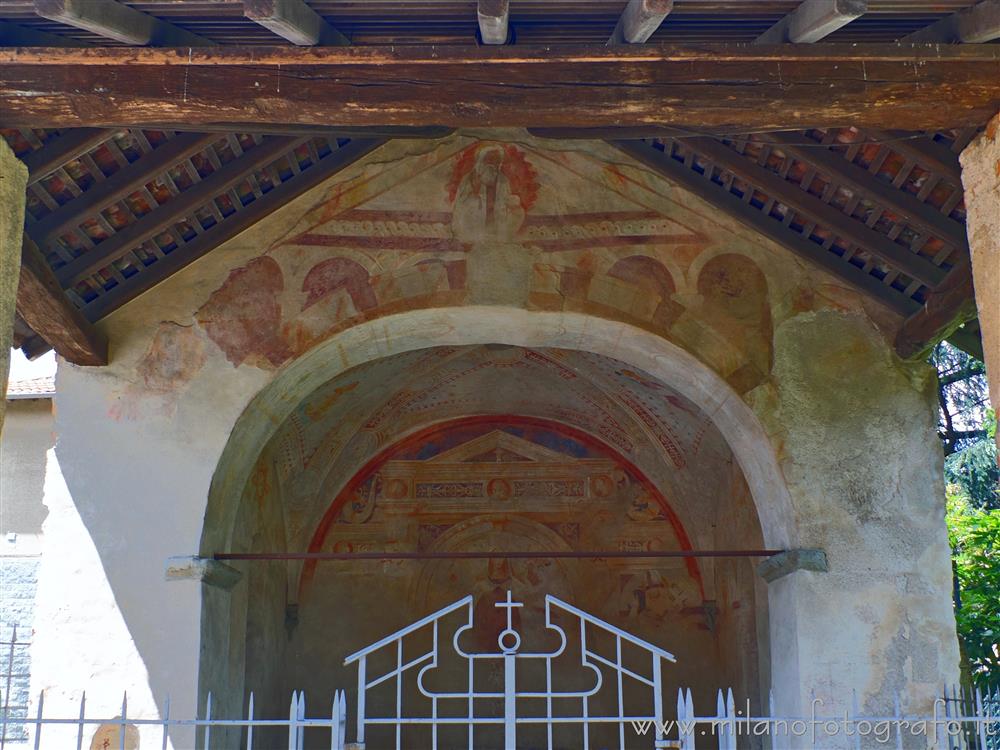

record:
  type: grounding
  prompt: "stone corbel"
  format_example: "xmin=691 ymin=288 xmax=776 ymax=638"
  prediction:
xmin=165 ymin=556 xmax=242 ymax=590
xmin=756 ymin=548 xmax=828 ymax=583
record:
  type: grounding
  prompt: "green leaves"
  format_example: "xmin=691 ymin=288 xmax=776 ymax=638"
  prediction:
xmin=948 ymin=486 xmax=1000 ymax=682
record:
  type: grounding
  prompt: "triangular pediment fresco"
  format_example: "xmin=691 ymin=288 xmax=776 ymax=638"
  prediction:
xmin=276 ymin=138 xmax=709 ymax=253
xmin=426 ymin=430 xmax=576 ymax=465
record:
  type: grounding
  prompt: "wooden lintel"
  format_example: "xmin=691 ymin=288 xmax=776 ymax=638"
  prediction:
xmin=3 ymin=45 xmax=1000 ymax=131
xmin=16 ymin=235 xmax=108 ymax=366
xmin=608 ymin=0 xmax=674 ymax=45
xmin=756 ymin=0 xmax=867 ymax=44
xmin=34 ymin=0 xmax=212 ymax=46
xmin=477 ymin=0 xmax=510 ymax=45
xmin=243 ymin=0 xmax=348 ymax=46
xmin=904 ymin=0 xmax=1000 ymax=44
xmin=895 ymin=262 xmax=979 ymax=360
xmin=22 ymin=128 xmax=115 ymax=186
xmin=609 ymin=140 xmax=919 ymax=317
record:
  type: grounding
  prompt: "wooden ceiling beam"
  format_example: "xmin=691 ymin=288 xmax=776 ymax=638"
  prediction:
xmin=33 ymin=0 xmax=211 ymax=46
xmin=895 ymin=262 xmax=978 ymax=360
xmin=608 ymin=0 xmax=674 ymax=45
xmin=4 ymin=45 xmax=1000 ymax=132
xmin=755 ymin=0 xmax=868 ymax=44
xmin=55 ymin=135 xmax=302 ymax=289
xmin=16 ymin=234 xmax=107 ymax=365
xmin=478 ymin=0 xmax=510 ymax=45
xmin=0 ymin=19 xmax=90 ymax=46
xmin=682 ymin=135 xmax=948 ymax=287
xmin=82 ymin=138 xmax=386 ymax=322
xmin=766 ymin=131 xmax=970 ymax=250
xmin=609 ymin=140 xmax=920 ymax=316
xmin=21 ymin=128 xmax=115 ymax=186
xmin=243 ymin=0 xmax=349 ymax=46
xmin=28 ymin=131 xmax=221 ymax=251
xmin=904 ymin=0 xmax=1000 ymax=44
xmin=862 ymin=129 xmax=964 ymax=185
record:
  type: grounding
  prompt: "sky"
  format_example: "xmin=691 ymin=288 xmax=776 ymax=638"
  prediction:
xmin=7 ymin=348 xmax=56 ymax=382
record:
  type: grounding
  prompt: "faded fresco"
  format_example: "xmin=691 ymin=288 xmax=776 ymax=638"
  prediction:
xmin=223 ymin=345 xmax=766 ymax=741
xmin=117 ymin=133 xmax=880 ymax=419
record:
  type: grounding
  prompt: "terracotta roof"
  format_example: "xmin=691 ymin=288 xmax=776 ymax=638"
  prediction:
xmin=6 ymin=376 xmax=56 ymax=400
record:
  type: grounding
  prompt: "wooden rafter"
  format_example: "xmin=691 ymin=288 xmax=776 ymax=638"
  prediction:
xmin=243 ymin=0 xmax=349 ymax=46
xmin=22 ymin=128 xmax=114 ymax=186
xmin=34 ymin=0 xmax=211 ymax=46
xmin=896 ymin=262 xmax=978 ymax=359
xmin=608 ymin=0 xmax=674 ymax=45
xmin=755 ymin=0 xmax=868 ymax=44
xmin=678 ymin=135 xmax=947 ymax=287
xmin=54 ymin=136 xmax=302 ymax=289
xmin=81 ymin=138 xmax=386 ymax=322
xmin=904 ymin=0 xmax=1000 ymax=43
xmin=609 ymin=139 xmax=920 ymax=316
xmin=3 ymin=45 xmax=1000 ymax=132
xmin=765 ymin=132 xmax=969 ymax=251
xmin=862 ymin=130 xmax=965 ymax=185
xmin=28 ymin=131 xmax=221 ymax=251
xmin=16 ymin=235 xmax=107 ymax=365
xmin=477 ymin=0 xmax=510 ymax=44
xmin=0 ymin=19 xmax=90 ymax=46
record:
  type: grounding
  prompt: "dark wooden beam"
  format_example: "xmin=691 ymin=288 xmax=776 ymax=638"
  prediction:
xmin=3 ymin=45 xmax=1000 ymax=131
xmin=766 ymin=131 xmax=969 ymax=250
xmin=82 ymin=139 xmax=386 ymax=321
xmin=755 ymin=0 xmax=867 ymax=44
xmin=862 ymin=130 xmax=964 ymax=185
xmin=0 ymin=19 xmax=90 ymax=46
xmin=895 ymin=262 xmax=978 ymax=360
xmin=682 ymin=135 xmax=947 ymax=287
xmin=138 ymin=124 xmax=455 ymax=139
xmin=21 ymin=128 xmax=115 ymax=186
xmin=16 ymin=235 xmax=107 ymax=366
xmin=947 ymin=318 xmax=984 ymax=362
xmin=904 ymin=0 xmax=1000 ymax=44
xmin=28 ymin=131 xmax=221 ymax=251
xmin=608 ymin=0 xmax=673 ymax=45
xmin=55 ymin=135 xmax=302 ymax=289
xmin=34 ymin=0 xmax=212 ymax=46
xmin=609 ymin=140 xmax=920 ymax=316
xmin=478 ymin=0 xmax=510 ymax=45
xmin=243 ymin=0 xmax=349 ymax=46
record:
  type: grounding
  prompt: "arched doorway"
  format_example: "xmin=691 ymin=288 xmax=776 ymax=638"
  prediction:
xmin=200 ymin=329 xmax=781 ymax=747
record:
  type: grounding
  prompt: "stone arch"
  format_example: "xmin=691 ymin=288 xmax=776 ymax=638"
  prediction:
xmin=202 ymin=306 xmax=796 ymax=557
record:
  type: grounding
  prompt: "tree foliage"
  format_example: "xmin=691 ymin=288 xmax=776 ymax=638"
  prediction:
xmin=948 ymin=486 xmax=1000 ymax=683
xmin=933 ymin=341 xmax=999 ymax=685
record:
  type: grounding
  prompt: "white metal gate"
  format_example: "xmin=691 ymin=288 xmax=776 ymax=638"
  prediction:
xmin=342 ymin=590 xmax=677 ymax=749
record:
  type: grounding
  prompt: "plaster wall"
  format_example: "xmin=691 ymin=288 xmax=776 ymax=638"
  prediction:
xmin=0 ymin=398 xmax=51 ymax=747
xmin=961 ymin=115 xmax=1000 ymax=436
xmin=0 ymin=138 xmax=27 ymax=429
xmin=22 ymin=132 xmax=959 ymax=748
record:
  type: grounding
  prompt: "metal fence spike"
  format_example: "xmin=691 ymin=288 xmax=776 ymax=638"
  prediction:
xmin=161 ymin=695 xmax=171 ymax=750
xmin=32 ymin=691 xmax=44 ymax=750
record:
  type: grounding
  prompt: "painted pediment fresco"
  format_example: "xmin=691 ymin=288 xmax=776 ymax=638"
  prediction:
xmin=122 ymin=134 xmax=885 ymax=428
xmin=422 ymin=429 xmax=575 ymax=464
xmin=147 ymin=135 xmax=843 ymax=401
